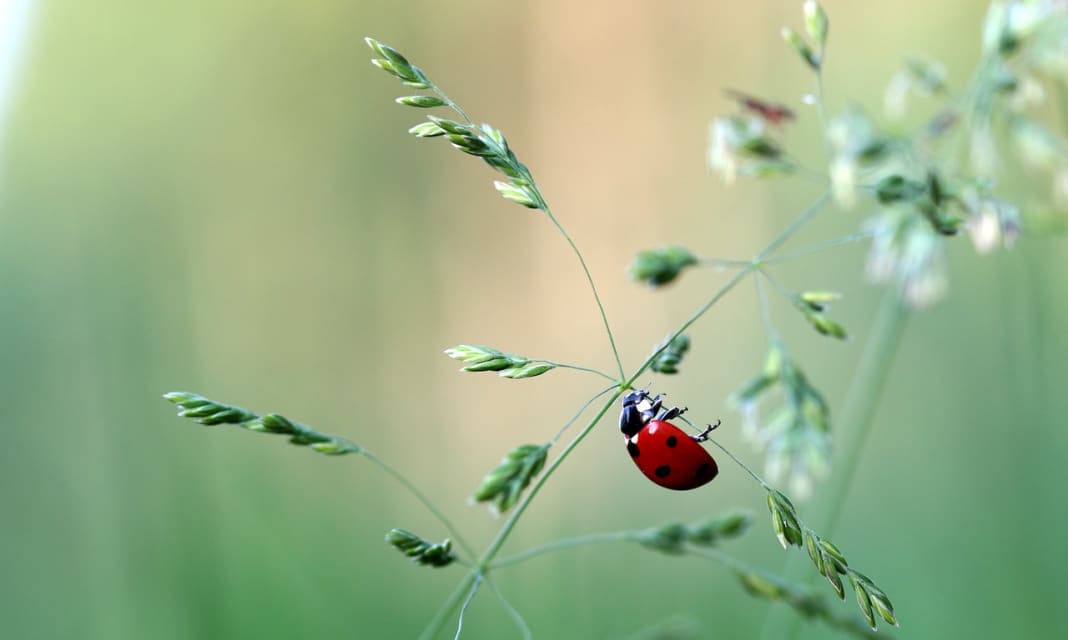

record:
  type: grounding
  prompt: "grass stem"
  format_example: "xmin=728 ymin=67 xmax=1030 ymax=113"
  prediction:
xmin=757 ymin=288 xmax=909 ymax=640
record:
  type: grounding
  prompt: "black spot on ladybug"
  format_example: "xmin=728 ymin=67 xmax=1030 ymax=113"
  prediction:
xmin=655 ymin=465 xmax=671 ymax=478
xmin=627 ymin=441 xmax=640 ymax=458
xmin=696 ymin=463 xmax=711 ymax=479
xmin=666 ymin=435 xmax=678 ymax=448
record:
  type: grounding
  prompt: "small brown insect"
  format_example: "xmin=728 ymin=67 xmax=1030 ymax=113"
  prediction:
xmin=724 ymin=89 xmax=796 ymax=126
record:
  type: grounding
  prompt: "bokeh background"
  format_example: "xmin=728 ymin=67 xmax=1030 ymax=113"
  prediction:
xmin=2 ymin=1 xmax=1066 ymax=638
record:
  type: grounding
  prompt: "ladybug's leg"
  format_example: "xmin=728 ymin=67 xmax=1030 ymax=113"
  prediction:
xmin=645 ymin=393 xmax=664 ymax=418
xmin=619 ymin=405 xmax=647 ymax=438
xmin=656 ymin=405 xmax=688 ymax=422
xmin=690 ymin=419 xmax=722 ymax=442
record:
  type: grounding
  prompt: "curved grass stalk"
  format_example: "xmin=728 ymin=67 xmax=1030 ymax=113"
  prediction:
xmin=423 ymin=76 xmax=625 ymax=381
xmin=418 ymin=571 xmax=477 ymax=640
xmin=493 ymin=531 xmax=637 ymax=569
xmin=484 ymin=577 xmax=533 ymax=640
xmin=756 ymin=288 xmax=909 ymax=640
xmin=453 ymin=573 xmax=483 ymax=640
xmin=763 ymin=230 xmax=873 ymax=264
xmin=531 ymin=360 xmax=618 ymax=383
xmin=362 ymin=450 xmax=476 ymax=560
xmin=540 ymin=200 xmax=627 ymax=380
xmin=550 ymin=384 xmax=619 ymax=444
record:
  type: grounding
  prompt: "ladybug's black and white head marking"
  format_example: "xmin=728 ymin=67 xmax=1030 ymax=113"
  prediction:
xmin=619 ymin=389 xmax=656 ymax=438
xmin=619 ymin=388 xmax=689 ymax=437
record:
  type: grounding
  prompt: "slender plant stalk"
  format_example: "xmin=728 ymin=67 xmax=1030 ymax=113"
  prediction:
xmin=550 ymin=384 xmax=619 ymax=443
xmin=763 ymin=230 xmax=872 ymax=264
xmin=484 ymin=576 xmax=533 ymax=640
xmin=475 ymin=392 xmax=623 ymax=567
xmin=493 ymin=531 xmax=637 ymax=569
xmin=706 ymin=437 xmax=768 ymax=488
xmin=635 ymin=265 xmax=757 ymax=380
xmin=541 ymin=202 xmax=627 ymax=380
xmin=418 ymin=392 xmax=621 ymax=640
xmin=453 ymin=574 xmax=483 ymax=640
xmin=754 ymin=271 xmax=780 ymax=339
xmin=815 ymin=289 xmax=910 ymax=534
xmin=363 ymin=450 xmax=476 ymax=559
xmin=1057 ymin=79 xmax=1068 ymax=132
xmin=757 ymin=192 xmax=833 ymax=260
xmin=697 ymin=257 xmax=753 ymax=269
xmin=490 ymin=523 xmax=883 ymax=640
xmin=419 ymin=571 xmax=478 ymax=640
xmin=814 ymin=70 xmax=832 ymax=160
xmin=421 ymin=74 xmax=627 ymax=380
xmin=533 ymin=360 xmax=618 ymax=382
xmin=636 ymin=192 xmax=830 ymax=382
xmin=757 ymin=288 xmax=909 ymax=640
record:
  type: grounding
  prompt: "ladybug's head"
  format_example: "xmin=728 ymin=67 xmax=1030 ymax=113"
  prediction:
xmin=621 ymin=389 xmax=650 ymax=409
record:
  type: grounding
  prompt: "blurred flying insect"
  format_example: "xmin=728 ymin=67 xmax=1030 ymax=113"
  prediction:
xmin=724 ymin=89 xmax=796 ymax=127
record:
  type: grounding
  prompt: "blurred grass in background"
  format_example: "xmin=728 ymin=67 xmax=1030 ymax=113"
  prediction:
xmin=1 ymin=1 xmax=1066 ymax=638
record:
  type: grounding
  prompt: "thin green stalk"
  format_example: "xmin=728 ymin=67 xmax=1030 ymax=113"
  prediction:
xmin=697 ymin=257 xmax=753 ymax=269
xmin=758 ymin=269 xmax=794 ymax=305
xmin=492 ymin=531 xmax=636 ymax=569
xmin=533 ymin=360 xmax=618 ymax=383
xmin=763 ymin=230 xmax=872 ymax=264
xmin=758 ymin=192 xmax=833 ymax=260
xmin=362 ymin=450 xmax=475 ymax=560
xmin=541 ymin=202 xmax=627 ymax=380
xmin=754 ymin=271 xmax=780 ymax=340
xmin=550 ymin=384 xmax=619 ymax=444
xmin=1057 ymin=79 xmax=1068 ymax=133
xmin=493 ymin=526 xmax=884 ymax=640
xmin=419 ymin=571 xmax=477 ymax=640
xmin=484 ymin=577 xmax=533 ymax=640
xmin=816 ymin=289 xmax=909 ymax=534
xmin=427 ymin=85 xmax=473 ymax=126
xmin=688 ymin=549 xmax=882 ymax=640
xmin=424 ymin=75 xmax=626 ymax=380
xmin=814 ymin=70 xmax=832 ymax=160
xmin=636 ymin=191 xmax=831 ymax=377
xmin=475 ymin=391 xmax=624 ymax=570
xmin=783 ymin=157 xmax=830 ymax=184
xmin=758 ymin=289 xmax=909 ymax=640
xmin=453 ymin=574 xmax=483 ymax=640
xmin=637 ymin=191 xmax=829 ymax=386
xmin=706 ymin=437 xmax=767 ymax=488
xmin=638 ymin=267 xmax=755 ymax=377
xmin=688 ymin=544 xmax=767 ymax=577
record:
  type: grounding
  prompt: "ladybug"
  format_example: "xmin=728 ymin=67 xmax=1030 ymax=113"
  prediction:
xmin=619 ymin=389 xmax=719 ymax=491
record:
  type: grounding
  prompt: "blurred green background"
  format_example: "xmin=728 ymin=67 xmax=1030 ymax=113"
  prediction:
xmin=2 ymin=1 xmax=1066 ymax=638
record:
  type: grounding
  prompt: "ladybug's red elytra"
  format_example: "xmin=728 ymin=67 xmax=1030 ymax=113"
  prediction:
xmin=619 ymin=389 xmax=719 ymax=491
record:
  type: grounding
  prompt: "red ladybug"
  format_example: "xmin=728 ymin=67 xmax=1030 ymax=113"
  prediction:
xmin=619 ymin=389 xmax=719 ymax=491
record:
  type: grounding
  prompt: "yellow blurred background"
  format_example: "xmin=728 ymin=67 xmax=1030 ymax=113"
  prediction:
xmin=2 ymin=1 xmax=1066 ymax=638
